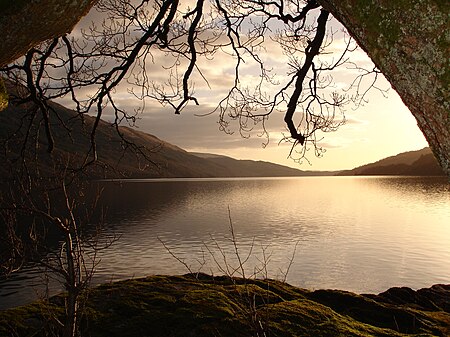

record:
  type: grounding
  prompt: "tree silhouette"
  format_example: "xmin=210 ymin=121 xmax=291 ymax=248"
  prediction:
xmin=1 ymin=0 xmax=383 ymax=166
xmin=1 ymin=0 xmax=448 ymax=174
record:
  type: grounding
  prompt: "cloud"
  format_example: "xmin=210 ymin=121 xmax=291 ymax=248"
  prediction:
xmin=344 ymin=116 xmax=368 ymax=125
xmin=134 ymin=105 xmax=276 ymax=150
xmin=49 ymin=2 xmax=425 ymax=171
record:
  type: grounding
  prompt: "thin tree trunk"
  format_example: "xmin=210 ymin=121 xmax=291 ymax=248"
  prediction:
xmin=64 ymin=231 xmax=78 ymax=337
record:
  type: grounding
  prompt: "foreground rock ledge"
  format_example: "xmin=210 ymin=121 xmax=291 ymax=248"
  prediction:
xmin=1 ymin=274 xmax=449 ymax=336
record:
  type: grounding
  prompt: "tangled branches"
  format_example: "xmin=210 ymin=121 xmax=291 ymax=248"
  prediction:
xmin=0 ymin=0 xmax=384 ymax=165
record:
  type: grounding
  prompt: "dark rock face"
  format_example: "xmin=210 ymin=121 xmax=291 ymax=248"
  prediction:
xmin=306 ymin=285 xmax=450 ymax=335
xmin=0 ymin=0 xmax=97 ymax=67
xmin=372 ymin=284 xmax=450 ymax=313
xmin=318 ymin=0 xmax=450 ymax=177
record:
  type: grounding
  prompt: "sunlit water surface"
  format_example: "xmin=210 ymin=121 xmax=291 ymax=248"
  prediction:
xmin=1 ymin=176 xmax=449 ymax=309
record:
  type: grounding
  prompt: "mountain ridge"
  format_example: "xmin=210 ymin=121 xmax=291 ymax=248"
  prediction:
xmin=0 ymin=85 xmax=444 ymax=178
xmin=190 ymin=152 xmax=334 ymax=176
xmin=337 ymin=147 xmax=444 ymax=176
xmin=0 ymin=94 xmax=319 ymax=179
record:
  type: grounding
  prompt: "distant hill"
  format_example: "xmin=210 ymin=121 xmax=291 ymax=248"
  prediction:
xmin=337 ymin=148 xmax=445 ymax=176
xmin=191 ymin=152 xmax=333 ymax=177
xmin=0 ymin=99 xmax=218 ymax=179
xmin=1 ymin=84 xmax=445 ymax=179
xmin=0 ymin=90 xmax=318 ymax=179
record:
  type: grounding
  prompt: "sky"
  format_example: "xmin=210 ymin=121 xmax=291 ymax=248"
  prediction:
xmin=124 ymin=85 xmax=428 ymax=171
xmin=67 ymin=4 xmax=429 ymax=172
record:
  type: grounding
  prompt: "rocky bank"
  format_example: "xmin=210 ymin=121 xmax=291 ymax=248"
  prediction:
xmin=0 ymin=274 xmax=449 ymax=336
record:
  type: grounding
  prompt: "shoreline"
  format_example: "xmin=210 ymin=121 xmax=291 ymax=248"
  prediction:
xmin=1 ymin=273 xmax=449 ymax=336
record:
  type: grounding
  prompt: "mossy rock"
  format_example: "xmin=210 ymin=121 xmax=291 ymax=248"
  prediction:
xmin=0 ymin=300 xmax=63 ymax=336
xmin=0 ymin=274 xmax=448 ymax=337
xmin=0 ymin=78 xmax=7 ymax=111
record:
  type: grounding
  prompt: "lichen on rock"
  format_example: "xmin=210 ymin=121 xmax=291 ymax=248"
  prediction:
xmin=0 ymin=78 xmax=8 ymax=111
xmin=318 ymin=0 xmax=450 ymax=177
xmin=0 ymin=0 xmax=97 ymax=67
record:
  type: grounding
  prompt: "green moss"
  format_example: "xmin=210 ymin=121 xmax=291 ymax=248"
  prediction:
xmin=352 ymin=0 xmax=404 ymax=47
xmin=432 ymin=0 xmax=450 ymax=11
xmin=1 ymin=274 xmax=448 ymax=337
xmin=436 ymin=33 xmax=450 ymax=101
xmin=0 ymin=301 xmax=63 ymax=336
xmin=0 ymin=78 xmax=7 ymax=111
xmin=304 ymin=289 xmax=444 ymax=335
xmin=264 ymin=299 xmax=405 ymax=337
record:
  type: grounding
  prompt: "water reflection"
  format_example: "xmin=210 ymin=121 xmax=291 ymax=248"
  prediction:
xmin=1 ymin=176 xmax=449 ymax=310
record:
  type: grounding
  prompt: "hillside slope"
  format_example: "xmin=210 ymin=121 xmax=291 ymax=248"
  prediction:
xmin=1 ymin=86 xmax=443 ymax=179
xmin=337 ymin=148 xmax=445 ymax=176
xmin=0 ymin=101 xmax=226 ymax=179
xmin=191 ymin=152 xmax=334 ymax=177
xmin=0 ymin=94 xmax=313 ymax=179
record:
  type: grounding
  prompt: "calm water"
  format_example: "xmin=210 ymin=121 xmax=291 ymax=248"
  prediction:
xmin=1 ymin=176 xmax=449 ymax=310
